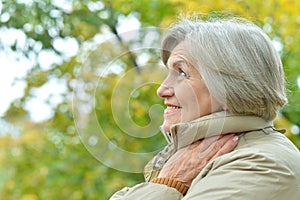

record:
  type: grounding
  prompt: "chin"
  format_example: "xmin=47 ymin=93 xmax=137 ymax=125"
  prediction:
xmin=162 ymin=122 xmax=171 ymax=132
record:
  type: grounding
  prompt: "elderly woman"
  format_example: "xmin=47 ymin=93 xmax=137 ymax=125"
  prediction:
xmin=110 ymin=16 xmax=300 ymax=199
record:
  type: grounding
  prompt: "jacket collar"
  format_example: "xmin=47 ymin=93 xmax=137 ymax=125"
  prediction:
xmin=162 ymin=111 xmax=273 ymax=150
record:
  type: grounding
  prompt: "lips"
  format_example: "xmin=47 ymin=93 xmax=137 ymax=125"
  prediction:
xmin=164 ymin=103 xmax=182 ymax=114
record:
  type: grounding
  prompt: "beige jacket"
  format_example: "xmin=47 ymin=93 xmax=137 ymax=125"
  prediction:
xmin=110 ymin=112 xmax=300 ymax=199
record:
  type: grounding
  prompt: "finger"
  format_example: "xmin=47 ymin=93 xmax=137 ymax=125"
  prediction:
xmin=198 ymin=135 xmax=220 ymax=152
xmin=187 ymin=140 xmax=201 ymax=150
xmin=211 ymin=135 xmax=239 ymax=160
xmin=199 ymin=133 xmax=235 ymax=151
xmin=197 ymin=134 xmax=236 ymax=160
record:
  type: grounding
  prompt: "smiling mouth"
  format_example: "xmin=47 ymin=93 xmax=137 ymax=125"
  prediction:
xmin=167 ymin=105 xmax=182 ymax=109
xmin=164 ymin=105 xmax=182 ymax=114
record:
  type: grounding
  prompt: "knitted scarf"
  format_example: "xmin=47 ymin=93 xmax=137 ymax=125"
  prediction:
xmin=144 ymin=127 xmax=176 ymax=182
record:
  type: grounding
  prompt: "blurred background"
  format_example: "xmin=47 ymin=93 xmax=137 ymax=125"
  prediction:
xmin=0 ymin=0 xmax=299 ymax=199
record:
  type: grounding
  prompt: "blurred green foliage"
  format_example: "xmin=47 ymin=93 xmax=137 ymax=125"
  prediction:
xmin=0 ymin=0 xmax=299 ymax=199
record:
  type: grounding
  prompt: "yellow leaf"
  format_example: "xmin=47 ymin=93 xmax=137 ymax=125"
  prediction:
xmin=20 ymin=194 xmax=39 ymax=200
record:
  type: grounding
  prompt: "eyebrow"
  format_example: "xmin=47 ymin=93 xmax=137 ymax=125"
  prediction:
xmin=167 ymin=59 xmax=187 ymax=69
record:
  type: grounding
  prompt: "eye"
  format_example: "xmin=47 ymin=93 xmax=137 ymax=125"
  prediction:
xmin=178 ymin=68 xmax=187 ymax=77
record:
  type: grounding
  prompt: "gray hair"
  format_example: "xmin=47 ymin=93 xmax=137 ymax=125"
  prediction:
xmin=161 ymin=17 xmax=287 ymax=121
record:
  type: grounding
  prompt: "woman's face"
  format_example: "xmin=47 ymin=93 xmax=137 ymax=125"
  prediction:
xmin=157 ymin=42 xmax=223 ymax=132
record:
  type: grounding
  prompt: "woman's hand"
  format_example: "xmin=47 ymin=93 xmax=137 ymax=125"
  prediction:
xmin=157 ymin=134 xmax=239 ymax=187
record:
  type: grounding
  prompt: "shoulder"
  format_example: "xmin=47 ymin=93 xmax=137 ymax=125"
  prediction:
xmin=184 ymin=129 xmax=300 ymax=199
xmin=236 ymin=128 xmax=300 ymax=162
xmin=215 ymin=128 xmax=300 ymax=177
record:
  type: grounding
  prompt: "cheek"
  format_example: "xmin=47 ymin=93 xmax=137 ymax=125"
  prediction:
xmin=177 ymin=83 xmax=213 ymax=118
xmin=175 ymin=83 xmax=196 ymax=104
xmin=176 ymin=82 xmax=204 ymax=106
xmin=176 ymin=85 xmax=201 ymax=114
xmin=195 ymin=86 xmax=214 ymax=109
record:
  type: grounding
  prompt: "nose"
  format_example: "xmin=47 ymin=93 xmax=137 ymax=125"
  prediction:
xmin=157 ymin=81 xmax=174 ymax=98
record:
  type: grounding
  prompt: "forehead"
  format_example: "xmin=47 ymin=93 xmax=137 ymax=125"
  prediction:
xmin=167 ymin=42 xmax=195 ymax=67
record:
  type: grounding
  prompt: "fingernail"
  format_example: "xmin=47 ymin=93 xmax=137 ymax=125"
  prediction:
xmin=233 ymin=136 xmax=239 ymax=142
